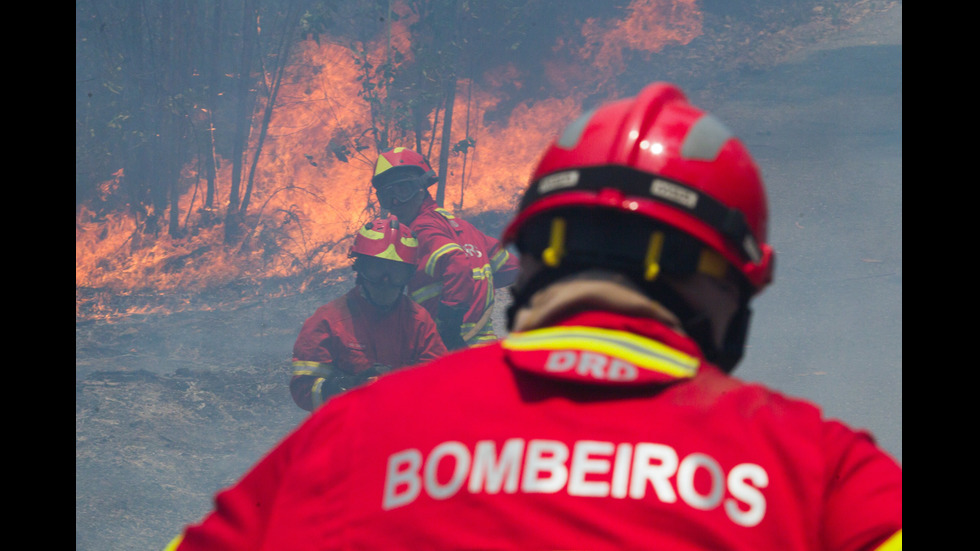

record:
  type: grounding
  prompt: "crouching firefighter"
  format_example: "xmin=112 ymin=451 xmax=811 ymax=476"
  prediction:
xmin=289 ymin=216 xmax=448 ymax=411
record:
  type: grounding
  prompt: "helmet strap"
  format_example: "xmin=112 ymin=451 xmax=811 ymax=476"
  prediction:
xmin=717 ymin=304 xmax=751 ymax=371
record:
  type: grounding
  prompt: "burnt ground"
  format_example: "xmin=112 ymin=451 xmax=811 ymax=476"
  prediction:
xmin=76 ymin=276 xmax=517 ymax=550
xmin=76 ymin=287 xmax=323 ymax=549
xmin=77 ymin=5 xmax=901 ymax=550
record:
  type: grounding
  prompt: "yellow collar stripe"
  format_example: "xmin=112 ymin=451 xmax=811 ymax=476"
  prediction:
xmin=503 ymin=326 xmax=699 ymax=378
xmin=874 ymin=530 xmax=902 ymax=551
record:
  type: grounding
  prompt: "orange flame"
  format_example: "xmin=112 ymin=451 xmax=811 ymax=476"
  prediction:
xmin=584 ymin=0 xmax=702 ymax=74
xmin=76 ymin=0 xmax=703 ymax=321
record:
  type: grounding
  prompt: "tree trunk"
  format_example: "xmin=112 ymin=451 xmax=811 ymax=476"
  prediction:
xmin=225 ymin=0 xmax=259 ymax=243
xmin=167 ymin=0 xmax=193 ymax=238
xmin=435 ymin=76 xmax=456 ymax=208
xmin=121 ymin=0 xmax=151 ymax=237
xmin=458 ymin=79 xmax=472 ymax=211
xmin=203 ymin=0 xmax=222 ymax=216
xmin=241 ymin=0 xmax=305 ymax=215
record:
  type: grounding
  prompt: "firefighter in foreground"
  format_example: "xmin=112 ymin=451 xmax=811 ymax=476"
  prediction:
xmin=371 ymin=147 xmax=519 ymax=349
xmin=165 ymin=82 xmax=902 ymax=550
xmin=289 ymin=216 xmax=447 ymax=411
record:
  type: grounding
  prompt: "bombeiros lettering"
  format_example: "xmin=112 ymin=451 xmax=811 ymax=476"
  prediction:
xmin=382 ymin=438 xmax=768 ymax=527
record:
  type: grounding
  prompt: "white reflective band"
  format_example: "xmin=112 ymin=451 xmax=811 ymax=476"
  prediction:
xmin=410 ymin=283 xmax=442 ymax=304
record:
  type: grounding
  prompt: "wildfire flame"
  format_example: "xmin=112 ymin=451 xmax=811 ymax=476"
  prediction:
xmin=76 ymin=0 xmax=703 ymax=321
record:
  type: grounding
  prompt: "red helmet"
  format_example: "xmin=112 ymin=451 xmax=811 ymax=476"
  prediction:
xmin=372 ymin=147 xmax=437 ymax=188
xmin=350 ymin=216 xmax=419 ymax=265
xmin=502 ymin=82 xmax=774 ymax=294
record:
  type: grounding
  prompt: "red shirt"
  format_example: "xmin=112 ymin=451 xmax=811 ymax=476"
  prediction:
xmin=407 ymin=196 xmax=519 ymax=344
xmin=290 ymin=287 xmax=447 ymax=411
xmin=176 ymin=310 xmax=902 ymax=550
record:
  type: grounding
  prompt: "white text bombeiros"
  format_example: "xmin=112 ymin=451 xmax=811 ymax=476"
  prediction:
xmin=383 ymin=438 xmax=768 ymax=527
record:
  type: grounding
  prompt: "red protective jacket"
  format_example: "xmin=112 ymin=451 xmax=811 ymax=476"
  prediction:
xmin=407 ymin=196 xmax=519 ymax=345
xmin=290 ymin=286 xmax=447 ymax=411
xmin=173 ymin=310 xmax=902 ymax=551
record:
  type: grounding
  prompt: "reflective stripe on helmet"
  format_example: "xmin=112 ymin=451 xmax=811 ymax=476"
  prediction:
xmin=359 ymin=225 xmax=386 ymax=241
xmin=373 ymin=147 xmax=435 ymax=184
xmin=374 ymin=146 xmax=421 ymax=176
xmin=680 ymin=114 xmax=733 ymax=161
xmin=351 ymin=217 xmax=420 ymax=265
xmin=374 ymin=243 xmax=412 ymax=263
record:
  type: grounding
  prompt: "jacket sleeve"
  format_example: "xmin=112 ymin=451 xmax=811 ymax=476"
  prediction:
xmin=819 ymin=420 xmax=902 ymax=551
xmin=488 ymin=241 xmax=519 ymax=289
xmin=413 ymin=219 xmax=478 ymax=311
xmin=290 ymin=308 xmax=337 ymax=412
xmin=414 ymin=305 xmax=449 ymax=364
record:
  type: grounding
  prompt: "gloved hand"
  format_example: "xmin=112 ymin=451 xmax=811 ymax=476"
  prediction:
xmin=318 ymin=372 xmax=349 ymax=399
xmin=320 ymin=365 xmax=392 ymax=400
xmin=363 ymin=363 xmax=393 ymax=383
xmin=436 ymin=303 xmax=468 ymax=350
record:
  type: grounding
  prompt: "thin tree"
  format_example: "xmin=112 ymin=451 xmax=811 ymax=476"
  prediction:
xmin=241 ymin=0 xmax=308 ymax=216
xmin=224 ymin=0 xmax=259 ymax=243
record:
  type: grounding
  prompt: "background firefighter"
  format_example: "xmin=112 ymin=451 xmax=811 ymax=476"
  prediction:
xmin=166 ymin=82 xmax=901 ymax=550
xmin=371 ymin=147 xmax=519 ymax=350
xmin=289 ymin=216 xmax=448 ymax=411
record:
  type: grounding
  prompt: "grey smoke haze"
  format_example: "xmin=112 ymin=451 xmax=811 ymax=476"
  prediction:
xmin=76 ymin=4 xmax=901 ymax=550
xmin=714 ymin=10 xmax=902 ymax=462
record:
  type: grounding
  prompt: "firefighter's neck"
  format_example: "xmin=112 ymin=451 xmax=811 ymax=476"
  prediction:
xmin=510 ymin=269 xmax=683 ymax=333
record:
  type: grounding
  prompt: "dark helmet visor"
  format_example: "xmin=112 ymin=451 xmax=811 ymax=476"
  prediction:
xmin=376 ymin=178 xmax=422 ymax=208
xmin=355 ymin=255 xmax=416 ymax=287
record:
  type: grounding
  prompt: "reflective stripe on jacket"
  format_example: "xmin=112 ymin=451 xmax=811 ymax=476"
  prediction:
xmin=407 ymin=196 xmax=519 ymax=344
xmin=175 ymin=309 xmax=902 ymax=550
